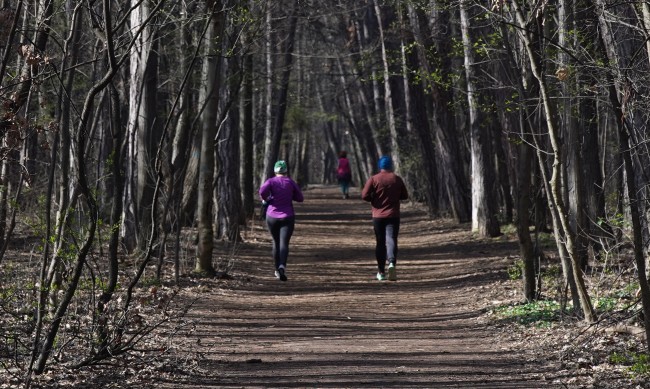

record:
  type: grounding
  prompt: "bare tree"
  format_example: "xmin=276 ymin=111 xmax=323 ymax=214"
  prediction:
xmin=196 ymin=0 xmax=227 ymax=276
xmin=459 ymin=0 xmax=500 ymax=237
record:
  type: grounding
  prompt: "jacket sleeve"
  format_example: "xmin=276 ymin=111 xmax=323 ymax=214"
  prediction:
xmin=361 ymin=177 xmax=374 ymax=202
xmin=259 ymin=180 xmax=271 ymax=201
xmin=293 ymin=181 xmax=304 ymax=202
xmin=399 ymin=177 xmax=409 ymax=200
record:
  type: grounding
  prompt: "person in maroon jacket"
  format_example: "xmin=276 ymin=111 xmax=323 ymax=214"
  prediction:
xmin=337 ymin=150 xmax=352 ymax=199
xmin=361 ymin=156 xmax=409 ymax=281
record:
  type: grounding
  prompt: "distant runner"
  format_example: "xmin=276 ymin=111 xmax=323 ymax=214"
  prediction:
xmin=337 ymin=150 xmax=352 ymax=199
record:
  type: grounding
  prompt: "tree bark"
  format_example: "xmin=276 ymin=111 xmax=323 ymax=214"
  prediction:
xmin=262 ymin=0 xmax=300 ymax=179
xmin=594 ymin=0 xmax=650 ymax=347
xmin=407 ymin=2 xmax=471 ymax=223
xmin=459 ymin=0 xmax=500 ymax=237
xmin=373 ymin=0 xmax=400 ymax=172
xmin=511 ymin=0 xmax=595 ymax=322
xmin=125 ymin=0 xmax=161 ymax=252
xmin=240 ymin=44 xmax=254 ymax=218
xmin=196 ymin=0 xmax=226 ymax=276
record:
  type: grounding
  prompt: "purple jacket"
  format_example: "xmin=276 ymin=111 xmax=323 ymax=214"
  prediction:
xmin=259 ymin=176 xmax=304 ymax=218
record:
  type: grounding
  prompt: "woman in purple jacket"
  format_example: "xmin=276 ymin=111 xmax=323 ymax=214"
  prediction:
xmin=259 ymin=160 xmax=304 ymax=281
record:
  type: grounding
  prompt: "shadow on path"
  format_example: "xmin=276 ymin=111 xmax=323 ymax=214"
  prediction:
xmin=165 ymin=185 xmax=556 ymax=388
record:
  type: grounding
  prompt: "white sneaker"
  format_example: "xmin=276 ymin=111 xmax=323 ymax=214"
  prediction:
xmin=376 ymin=272 xmax=386 ymax=281
xmin=387 ymin=263 xmax=397 ymax=281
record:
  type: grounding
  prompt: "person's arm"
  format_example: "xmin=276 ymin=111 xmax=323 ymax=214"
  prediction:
xmin=293 ymin=181 xmax=304 ymax=202
xmin=259 ymin=180 xmax=272 ymax=202
xmin=399 ymin=177 xmax=409 ymax=200
xmin=361 ymin=177 xmax=374 ymax=202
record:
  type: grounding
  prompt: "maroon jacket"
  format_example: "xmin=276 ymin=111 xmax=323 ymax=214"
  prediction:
xmin=361 ymin=171 xmax=408 ymax=218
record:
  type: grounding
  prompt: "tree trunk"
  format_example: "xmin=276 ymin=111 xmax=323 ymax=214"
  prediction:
xmin=96 ymin=82 xmax=123 ymax=353
xmin=407 ymin=2 xmax=471 ymax=223
xmin=126 ymin=0 xmax=160 ymax=252
xmin=499 ymin=4 xmax=582 ymax=311
xmin=559 ymin=0 xmax=589 ymax=270
xmin=215 ymin=21 xmax=244 ymax=242
xmin=373 ymin=0 xmax=400 ymax=172
xmin=334 ymin=57 xmax=374 ymax=179
xmin=240 ymin=46 xmax=254 ymax=218
xmin=402 ymin=6 xmax=438 ymax=215
xmin=517 ymin=138 xmax=537 ymax=301
xmin=594 ymin=0 xmax=650 ymax=347
xmin=31 ymin=0 xmax=132 ymax=373
xmin=511 ymin=0 xmax=595 ymax=322
xmin=459 ymin=0 xmax=500 ymax=238
xmin=262 ymin=0 xmax=299 ymax=179
xmin=196 ymin=1 xmax=226 ymax=276
xmin=261 ymin=0 xmax=274 ymax=182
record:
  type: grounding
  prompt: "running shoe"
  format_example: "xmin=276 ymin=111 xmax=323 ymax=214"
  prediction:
xmin=387 ymin=263 xmax=397 ymax=281
xmin=278 ymin=267 xmax=287 ymax=281
xmin=376 ymin=272 xmax=386 ymax=281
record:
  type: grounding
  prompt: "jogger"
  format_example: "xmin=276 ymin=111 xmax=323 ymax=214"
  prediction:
xmin=362 ymin=156 xmax=408 ymax=281
xmin=259 ymin=160 xmax=304 ymax=281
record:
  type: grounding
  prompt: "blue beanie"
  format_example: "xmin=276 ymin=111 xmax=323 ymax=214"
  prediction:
xmin=378 ymin=156 xmax=393 ymax=171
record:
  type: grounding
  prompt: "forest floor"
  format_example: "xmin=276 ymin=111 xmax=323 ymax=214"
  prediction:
xmin=9 ymin=185 xmax=650 ymax=388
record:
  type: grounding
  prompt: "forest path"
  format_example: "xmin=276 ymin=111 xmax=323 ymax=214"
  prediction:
xmin=164 ymin=185 xmax=556 ymax=388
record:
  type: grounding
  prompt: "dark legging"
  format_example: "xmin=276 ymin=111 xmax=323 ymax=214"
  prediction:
xmin=373 ymin=217 xmax=400 ymax=273
xmin=266 ymin=216 xmax=295 ymax=270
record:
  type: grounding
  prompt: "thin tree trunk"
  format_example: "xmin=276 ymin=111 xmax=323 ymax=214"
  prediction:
xmin=262 ymin=0 xmax=299 ymax=178
xmin=407 ymin=2 xmax=470 ymax=223
xmin=132 ymin=0 xmax=161 ymax=250
xmin=499 ymin=5 xmax=581 ymax=311
xmin=30 ymin=0 xmax=134 ymax=372
xmin=240 ymin=45 xmax=254 ymax=218
xmin=459 ymin=0 xmax=500 ymax=237
xmin=334 ymin=57 xmax=374 ymax=179
xmin=215 ymin=23 xmax=244 ymax=242
xmin=196 ymin=0 xmax=226 ymax=276
xmin=511 ymin=0 xmax=594 ymax=322
xmin=402 ymin=6 xmax=438 ymax=215
xmin=559 ymin=0 xmax=589 ymax=269
xmin=373 ymin=0 xmax=399 ymax=171
xmin=96 ymin=82 xmax=123 ymax=353
xmin=261 ymin=0 xmax=273 ymax=182
xmin=517 ymin=136 xmax=537 ymax=301
xmin=595 ymin=0 xmax=650 ymax=347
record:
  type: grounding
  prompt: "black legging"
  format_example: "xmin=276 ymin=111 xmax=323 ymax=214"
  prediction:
xmin=372 ymin=217 xmax=400 ymax=273
xmin=266 ymin=216 xmax=295 ymax=270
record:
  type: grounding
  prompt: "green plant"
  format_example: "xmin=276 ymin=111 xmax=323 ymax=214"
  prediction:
xmin=629 ymin=354 xmax=650 ymax=375
xmin=535 ymin=231 xmax=556 ymax=250
xmin=609 ymin=352 xmax=627 ymax=364
xmin=594 ymin=297 xmax=617 ymax=312
xmin=608 ymin=352 xmax=650 ymax=377
xmin=507 ymin=259 xmax=523 ymax=280
xmin=499 ymin=223 xmax=517 ymax=236
xmin=140 ymin=277 xmax=162 ymax=288
xmin=494 ymin=300 xmax=561 ymax=326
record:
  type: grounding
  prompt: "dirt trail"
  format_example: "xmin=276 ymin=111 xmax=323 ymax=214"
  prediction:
xmin=163 ymin=185 xmax=557 ymax=388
